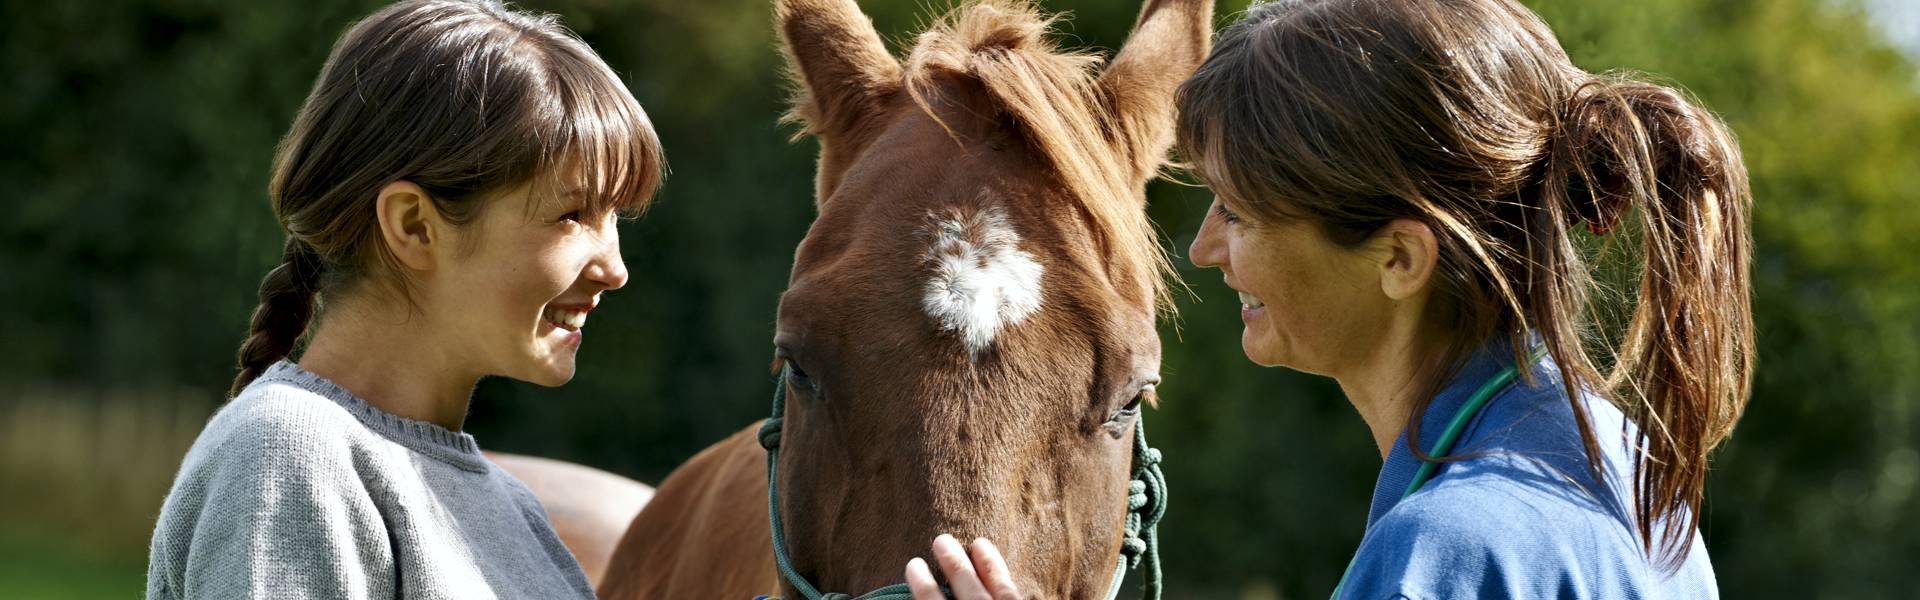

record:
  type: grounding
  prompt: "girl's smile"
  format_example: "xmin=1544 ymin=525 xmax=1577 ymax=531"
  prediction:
xmin=423 ymin=183 xmax=631 ymax=389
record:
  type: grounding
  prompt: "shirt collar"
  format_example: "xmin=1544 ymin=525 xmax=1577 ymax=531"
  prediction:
xmin=1364 ymin=334 xmax=1530 ymax=527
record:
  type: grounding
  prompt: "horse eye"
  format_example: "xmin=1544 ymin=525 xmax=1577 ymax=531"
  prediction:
xmin=1109 ymin=385 xmax=1150 ymax=423
xmin=785 ymin=361 xmax=814 ymax=392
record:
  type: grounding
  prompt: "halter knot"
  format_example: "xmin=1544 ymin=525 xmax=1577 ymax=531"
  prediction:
xmin=1115 ymin=422 xmax=1167 ymax=594
xmin=758 ymin=416 xmax=785 ymax=450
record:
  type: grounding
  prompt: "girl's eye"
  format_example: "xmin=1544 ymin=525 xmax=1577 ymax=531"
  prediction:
xmin=559 ymin=210 xmax=583 ymax=223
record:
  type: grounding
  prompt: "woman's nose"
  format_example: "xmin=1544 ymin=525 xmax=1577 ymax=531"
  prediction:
xmin=1188 ymin=206 xmax=1226 ymax=269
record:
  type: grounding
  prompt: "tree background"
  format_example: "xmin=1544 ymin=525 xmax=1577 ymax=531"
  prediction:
xmin=1 ymin=0 xmax=1915 ymax=598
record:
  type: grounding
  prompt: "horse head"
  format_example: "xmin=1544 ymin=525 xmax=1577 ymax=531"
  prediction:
xmin=770 ymin=0 xmax=1209 ymax=596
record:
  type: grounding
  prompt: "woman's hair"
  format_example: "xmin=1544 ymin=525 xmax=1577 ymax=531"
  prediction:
xmin=1175 ymin=0 xmax=1751 ymax=569
xmin=231 ymin=0 xmax=664 ymax=395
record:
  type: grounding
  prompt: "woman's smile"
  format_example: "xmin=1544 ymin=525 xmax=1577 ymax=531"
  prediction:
xmin=1237 ymin=288 xmax=1266 ymax=322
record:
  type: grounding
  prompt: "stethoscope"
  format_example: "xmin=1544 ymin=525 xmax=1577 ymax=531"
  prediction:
xmin=1328 ymin=355 xmax=1533 ymax=599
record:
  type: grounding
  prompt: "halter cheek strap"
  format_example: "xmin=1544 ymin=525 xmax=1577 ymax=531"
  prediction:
xmin=756 ymin=368 xmax=1168 ymax=600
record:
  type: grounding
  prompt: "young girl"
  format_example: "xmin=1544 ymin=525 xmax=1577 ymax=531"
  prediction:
xmin=145 ymin=1 xmax=662 ymax=597
xmin=919 ymin=0 xmax=1752 ymax=597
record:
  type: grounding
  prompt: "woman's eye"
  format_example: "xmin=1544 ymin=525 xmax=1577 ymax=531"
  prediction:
xmin=1212 ymin=203 xmax=1240 ymax=225
xmin=559 ymin=210 xmax=583 ymax=223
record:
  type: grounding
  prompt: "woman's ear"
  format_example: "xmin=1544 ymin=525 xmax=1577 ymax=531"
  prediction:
xmin=1374 ymin=218 xmax=1438 ymax=301
xmin=375 ymin=180 xmax=444 ymax=272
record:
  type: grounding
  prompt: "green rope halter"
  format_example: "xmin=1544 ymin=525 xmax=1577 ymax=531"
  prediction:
xmin=755 ymin=369 xmax=1167 ymax=600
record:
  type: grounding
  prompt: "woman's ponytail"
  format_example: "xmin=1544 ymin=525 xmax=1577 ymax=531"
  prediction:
xmin=229 ymin=237 xmax=324 ymax=396
xmin=1538 ymin=76 xmax=1755 ymax=568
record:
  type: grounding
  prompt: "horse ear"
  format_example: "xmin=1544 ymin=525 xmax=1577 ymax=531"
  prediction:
xmin=1098 ymin=0 xmax=1213 ymax=178
xmin=777 ymin=0 xmax=902 ymax=139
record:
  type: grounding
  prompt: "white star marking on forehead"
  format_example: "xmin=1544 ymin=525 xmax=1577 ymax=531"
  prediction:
xmin=921 ymin=204 xmax=1045 ymax=359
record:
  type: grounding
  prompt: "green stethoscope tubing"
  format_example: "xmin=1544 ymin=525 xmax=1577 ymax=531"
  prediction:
xmin=1328 ymin=352 xmax=1537 ymax=600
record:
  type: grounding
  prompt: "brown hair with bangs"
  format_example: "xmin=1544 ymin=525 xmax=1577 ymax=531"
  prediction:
xmin=230 ymin=0 xmax=663 ymax=395
xmin=1176 ymin=0 xmax=1752 ymax=570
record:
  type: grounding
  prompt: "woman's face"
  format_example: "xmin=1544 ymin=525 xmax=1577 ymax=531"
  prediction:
xmin=1187 ymin=197 xmax=1391 ymax=375
xmin=425 ymin=183 xmax=629 ymax=387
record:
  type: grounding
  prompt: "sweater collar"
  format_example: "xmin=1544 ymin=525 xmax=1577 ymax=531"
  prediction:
xmin=255 ymin=360 xmax=491 ymax=473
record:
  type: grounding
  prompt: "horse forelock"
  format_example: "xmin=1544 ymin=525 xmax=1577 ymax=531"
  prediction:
xmin=900 ymin=0 xmax=1175 ymax=314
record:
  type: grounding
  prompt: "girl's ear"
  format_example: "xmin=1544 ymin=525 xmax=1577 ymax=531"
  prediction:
xmin=1374 ymin=218 xmax=1438 ymax=301
xmin=376 ymin=180 xmax=444 ymax=272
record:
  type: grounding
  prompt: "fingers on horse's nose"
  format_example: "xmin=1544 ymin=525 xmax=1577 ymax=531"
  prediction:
xmin=905 ymin=557 xmax=943 ymax=600
xmin=930 ymin=534 xmax=993 ymax=600
xmin=965 ymin=538 xmax=1021 ymax=600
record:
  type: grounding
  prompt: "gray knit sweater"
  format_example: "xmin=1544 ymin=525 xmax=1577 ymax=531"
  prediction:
xmin=145 ymin=361 xmax=596 ymax=599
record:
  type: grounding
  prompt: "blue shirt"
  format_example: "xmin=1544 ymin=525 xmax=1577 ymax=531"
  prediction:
xmin=1337 ymin=342 xmax=1718 ymax=599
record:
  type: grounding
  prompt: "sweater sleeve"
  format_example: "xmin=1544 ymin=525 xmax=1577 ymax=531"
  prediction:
xmin=146 ymin=396 xmax=396 ymax=600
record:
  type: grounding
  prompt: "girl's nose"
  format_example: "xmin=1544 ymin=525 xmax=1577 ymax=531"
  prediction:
xmin=589 ymin=232 xmax=629 ymax=290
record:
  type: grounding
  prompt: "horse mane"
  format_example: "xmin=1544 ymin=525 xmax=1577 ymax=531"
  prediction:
xmin=902 ymin=0 xmax=1175 ymax=311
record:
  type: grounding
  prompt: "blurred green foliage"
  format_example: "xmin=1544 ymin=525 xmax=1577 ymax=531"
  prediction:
xmin=1 ymin=0 xmax=1914 ymax=598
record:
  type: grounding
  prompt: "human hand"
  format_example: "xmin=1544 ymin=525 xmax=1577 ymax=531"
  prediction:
xmin=904 ymin=534 xmax=1021 ymax=600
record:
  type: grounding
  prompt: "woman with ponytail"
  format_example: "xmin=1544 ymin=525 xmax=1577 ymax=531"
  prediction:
xmin=928 ymin=0 xmax=1749 ymax=597
xmin=1173 ymin=0 xmax=1749 ymax=596
xmin=146 ymin=1 xmax=662 ymax=598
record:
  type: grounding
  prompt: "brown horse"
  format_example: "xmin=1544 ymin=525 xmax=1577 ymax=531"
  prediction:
xmin=483 ymin=451 xmax=654 ymax=587
xmin=598 ymin=0 xmax=1209 ymax=598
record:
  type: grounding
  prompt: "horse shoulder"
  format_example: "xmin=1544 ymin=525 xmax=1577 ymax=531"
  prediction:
xmin=483 ymin=451 xmax=654 ymax=589
xmin=597 ymin=420 xmax=778 ymax=599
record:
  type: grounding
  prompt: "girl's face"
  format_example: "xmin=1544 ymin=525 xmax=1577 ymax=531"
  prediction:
xmin=426 ymin=183 xmax=629 ymax=387
xmin=1187 ymin=197 xmax=1391 ymax=375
